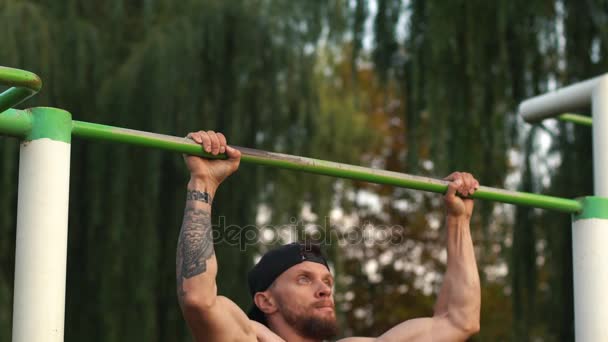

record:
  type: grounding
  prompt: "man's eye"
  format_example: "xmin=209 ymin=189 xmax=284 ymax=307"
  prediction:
xmin=298 ymin=276 xmax=311 ymax=284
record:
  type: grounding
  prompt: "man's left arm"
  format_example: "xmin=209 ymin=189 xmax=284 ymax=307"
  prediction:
xmin=340 ymin=172 xmax=480 ymax=342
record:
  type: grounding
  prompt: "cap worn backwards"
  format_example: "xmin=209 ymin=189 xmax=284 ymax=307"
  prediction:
xmin=247 ymin=242 xmax=329 ymax=325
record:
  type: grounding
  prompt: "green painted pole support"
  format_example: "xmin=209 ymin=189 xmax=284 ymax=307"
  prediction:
xmin=0 ymin=67 xmax=42 ymax=114
xmin=558 ymin=113 xmax=593 ymax=126
xmin=573 ymin=196 xmax=608 ymax=221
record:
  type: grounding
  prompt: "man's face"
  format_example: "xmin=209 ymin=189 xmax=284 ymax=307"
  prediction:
xmin=270 ymin=261 xmax=338 ymax=340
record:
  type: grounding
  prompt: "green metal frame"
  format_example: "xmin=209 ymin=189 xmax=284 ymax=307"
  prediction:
xmin=558 ymin=113 xmax=592 ymax=126
xmin=573 ymin=196 xmax=608 ymax=220
xmin=0 ymin=67 xmax=42 ymax=114
xmin=0 ymin=66 xmax=584 ymax=214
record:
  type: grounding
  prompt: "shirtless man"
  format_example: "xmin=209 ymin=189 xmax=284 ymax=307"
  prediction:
xmin=176 ymin=130 xmax=481 ymax=342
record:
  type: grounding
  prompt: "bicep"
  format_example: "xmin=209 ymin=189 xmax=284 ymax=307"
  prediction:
xmin=185 ymin=295 xmax=255 ymax=342
xmin=376 ymin=316 xmax=469 ymax=342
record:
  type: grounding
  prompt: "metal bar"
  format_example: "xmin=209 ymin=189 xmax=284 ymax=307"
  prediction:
xmin=558 ymin=113 xmax=593 ymax=126
xmin=0 ymin=109 xmax=33 ymax=137
xmin=0 ymin=66 xmax=42 ymax=113
xmin=71 ymin=120 xmax=582 ymax=213
xmin=519 ymin=75 xmax=606 ymax=123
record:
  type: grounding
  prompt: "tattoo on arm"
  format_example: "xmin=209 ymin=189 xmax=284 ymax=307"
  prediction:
xmin=186 ymin=190 xmax=211 ymax=203
xmin=176 ymin=201 xmax=214 ymax=298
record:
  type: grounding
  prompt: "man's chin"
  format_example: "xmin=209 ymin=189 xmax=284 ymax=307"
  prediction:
xmin=298 ymin=313 xmax=338 ymax=340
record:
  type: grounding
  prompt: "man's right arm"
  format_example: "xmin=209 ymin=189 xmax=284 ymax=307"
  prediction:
xmin=175 ymin=130 xmax=255 ymax=341
xmin=176 ymin=178 xmax=219 ymax=315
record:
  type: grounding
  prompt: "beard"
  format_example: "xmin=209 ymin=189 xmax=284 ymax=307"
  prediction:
xmin=278 ymin=300 xmax=338 ymax=340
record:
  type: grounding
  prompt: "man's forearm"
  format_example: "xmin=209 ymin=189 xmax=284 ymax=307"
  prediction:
xmin=434 ymin=216 xmax=480 ymax=330
xmin=176 ymin=179 xmax=218 ymax=302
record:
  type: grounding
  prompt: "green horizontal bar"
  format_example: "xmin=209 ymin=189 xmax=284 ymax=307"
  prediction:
xmin=558 ymin=113 xmax=592 ymax=126
xmin=0 ymin=66 xmax=42 ymax=113
xmin=71 ymin=120 xmax=582 ymax=213
xmin=0 ymin=108 xmax=33 ymax=137
xmin=72 ymin=120 xmax=208 ymax=155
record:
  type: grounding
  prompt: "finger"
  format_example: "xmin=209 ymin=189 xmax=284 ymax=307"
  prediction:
xmin=200 ymin=131 xmax=211 ymax=152
xmin=464 ymin=173 xmax=478 ymax=195
xmin=187 ymin=132 xmax=202 ymax=144
xmin=445 ymin=176 xmax=462 ymax=199
xmin=217 ymin=132 xmax=227 ymax=154
xmin=225 ymin=145 xmax=241 ymax=160
xmin=443 ymin=171 xmax=459 ymax=181
xmin=458 ymin=179 xmax=468 ymax=197
xmin=445 ymin=172 xmax=466 ymax=196
xmin=207 ymin=130 xmax=220 ymax=155
xmin=462 ymin=172 xmax=474 ymax=196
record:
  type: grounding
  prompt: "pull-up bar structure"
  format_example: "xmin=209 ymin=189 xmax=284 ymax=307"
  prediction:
xmin=1 ymin=66 xmax=607 ymax=341
xmin=520 ymin=74 xmax=608 ymax=342
xmin=0 ymin=66 xmax=41 ymax=113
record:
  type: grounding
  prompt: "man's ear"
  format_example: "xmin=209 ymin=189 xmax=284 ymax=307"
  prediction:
xmin=254 ymin=291 xmax=278 ymax=315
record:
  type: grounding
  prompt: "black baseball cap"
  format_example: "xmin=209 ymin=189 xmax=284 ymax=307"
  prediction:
xmin=247 ymin=242 xmax=330 ymax=325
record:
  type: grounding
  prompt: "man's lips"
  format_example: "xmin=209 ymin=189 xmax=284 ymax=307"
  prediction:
xmin=313 ymin=301 xmax=335 ymax=310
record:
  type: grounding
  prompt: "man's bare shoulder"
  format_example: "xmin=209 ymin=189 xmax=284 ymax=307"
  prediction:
xmin=250 ymin=320 xmax=285 ymax=342
xmin=249 ymin=324 xmax=375 ymax=342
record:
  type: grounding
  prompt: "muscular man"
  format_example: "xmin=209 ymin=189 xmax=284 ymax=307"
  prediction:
xmin=176 ymin=130 xmax=481 ymax=342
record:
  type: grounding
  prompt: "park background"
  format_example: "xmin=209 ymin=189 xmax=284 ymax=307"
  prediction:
xmin=0 ymin=0 xmax=604 ymax=340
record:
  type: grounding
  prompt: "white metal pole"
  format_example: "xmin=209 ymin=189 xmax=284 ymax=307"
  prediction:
xmin=592 ymin=77 xmax=608 ymax=196
xmin=572 ymin=202 xmax=608 ymax=341
xmin=569 ymin=76 xmax=608 ymax=341
xmin=11 ymin=108 xmax=72 ymax=342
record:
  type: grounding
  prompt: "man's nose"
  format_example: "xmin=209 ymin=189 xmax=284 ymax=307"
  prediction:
xmin=316 ymin=281 xmax=332 ymax=298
